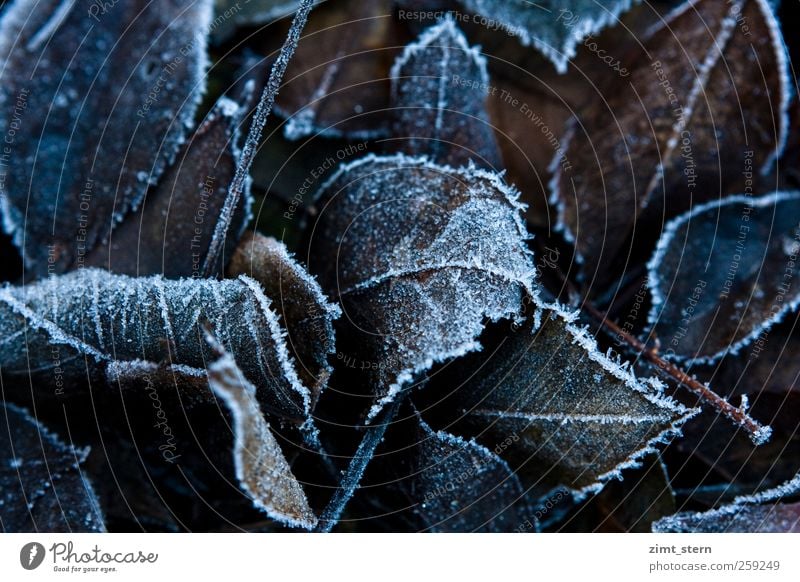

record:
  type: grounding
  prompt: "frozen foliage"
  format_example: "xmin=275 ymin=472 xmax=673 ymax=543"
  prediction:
xmin=309 ymin=153 xmax=536 ymax=421
xmin=653 ymin=472 xmax=800 ymax=532
xmin=86 ymin=95 xmax=252 ymax=277
xmin=648 ymin=191 xmax=800 ymax=362
xmin=390 ymin=17 xmax=501 ymax=168
xmin=0 ymin=403 xmax=105 ymax=532
xmin=0 ymin=0 xmax=213 ymax=276
xmin=203 ymin=0 xmax=314 ymax=276
xmin=550 ymin=0 xmax=790 ymax=283
xmin=438 ymin=297 xmax=697 ymax=499
xmin=398 ymin=413 xmax=531 ymax=532
xmin=227 ymin=232 xmax=340 ymax=406
xmin=207 ymin=339 xmax=317 ymax=529
xmin=457 ymin=0 xmax=641 ymax=73
xmin=0 ymin=269 xmax=312 ymax=420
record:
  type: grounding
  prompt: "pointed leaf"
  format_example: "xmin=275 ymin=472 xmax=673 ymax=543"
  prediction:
xmin=429 ymin=299 xmax=696 ymax=497
xmin=390 ymin=18 xmax=501 ymax=168
xmin=648 ymin=191 xmax=800 ymax=362
xmin=207 ymin=338 xmax=317 ymax=529
xmin=227 ymin=231 xmax=340 ymax=406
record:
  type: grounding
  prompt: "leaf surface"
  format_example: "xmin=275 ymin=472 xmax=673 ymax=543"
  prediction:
xmin=0 ymin=0 xmax=213 ymax=275
xmin=308 ymin=153 xmax=535 ymax=420
xmin=428 ymin=299 xmax=695 ymax=497
xmin=551 ymin=0 xmax=789 ymax=283
xmin=0 ymin=269 xmax=312 ymax=420
xmin=647 ymin=191 xmax=800 ymax=361
xmin=207 ymin=338 xmax=317 ymax=529
xmin=0 ymin=403 xmax=105 ymax=532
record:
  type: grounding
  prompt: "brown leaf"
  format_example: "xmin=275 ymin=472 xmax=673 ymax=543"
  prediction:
xmin=227 ymin=231 xmax=340 ymax=406
xmin=390 ymin=18 xmax=501 ymax=168
xmin=207 ymin=338 xmax=317 ymax=529
xmin=552 ymin=0 xmax=790 ymax=283
xmin=308 ymin=154 xmax=535 ymax=419
xmin=425 ymin=299 xmax=695 ymax=497
xmin=276 ymin=0 xmax=399 ymax=140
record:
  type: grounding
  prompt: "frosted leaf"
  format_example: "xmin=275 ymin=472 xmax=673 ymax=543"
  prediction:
xmin=227 ymin=231 xmax=340 ymax=406
xmin=551 ymin=0 xmax=790 ymax=284
xmin=0 ymin=0 xmax=214 ymax=276
xmin=211 ymin=0 xmax=302 ymax=43
xmin=207 ymin=338 xmax=317 ymax=529
xmin=394 ymin=411 xmax=532 ymax=532
xmin=0 ymin=269 xmax=312 ymax=420
xmin=647 ymin=191 xmax=800 ymax=362
xmin=308 ymin=153 xmax=536 ymax=421
xmin=0 ymin=403 xmax=105 ymax=532
xmin=275 ymin=0 xmax=396 ymax=140
xmin=653 ymin=472 xmax=800 ymax=532
xmin=390 ymin=17 xmax=501 ymax=168
xmin=427 ymin=298 xmax=696 ymax=498
xmin=85 ymin=95 xmax=252 ymax=277
xmin=456 ymin=0 xmax=641 ymax=73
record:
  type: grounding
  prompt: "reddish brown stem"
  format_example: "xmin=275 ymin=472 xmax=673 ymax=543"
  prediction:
xmin=582 ymin=302 xmax=771 ymax=445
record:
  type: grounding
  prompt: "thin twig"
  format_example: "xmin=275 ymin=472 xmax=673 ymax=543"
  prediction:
xmin=203 ymin=0 xmax=315 ymax=276
xmin=314 ymin=400 xmax=400 ymax=532
xmin=582 ymin=301 xmax=771 ymax=445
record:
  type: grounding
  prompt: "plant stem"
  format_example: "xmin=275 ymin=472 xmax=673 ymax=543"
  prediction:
xmin=582 ymin=302 xmax=771 ymax=445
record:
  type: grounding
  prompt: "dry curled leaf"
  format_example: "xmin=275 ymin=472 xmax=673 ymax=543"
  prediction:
xmin=0 ymin=269 xmax=313 ymax=420
xmin=86 ymin=95 xmax=252 ymax=277
xmin=308 ymin=153 xmax=535 ymax=420
xmin=0 ymin=0 xmax=213 ymax=275
xmin=429 ymin=299 xmax=696 ymax=498
xmin=207 ymin=337 xmax=317 ymax=529
xmin=1 ymin=403 xmax=105 ymax=532
xmin=648 ymin=191 xmax=800 ymax=362
xmin=552 ymin=0 xmax=790 ymax=284
xmin=390 ymin=17 xmax=502 ymax=169
xmin=227 ymin=231 xmax=340 ymax=406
